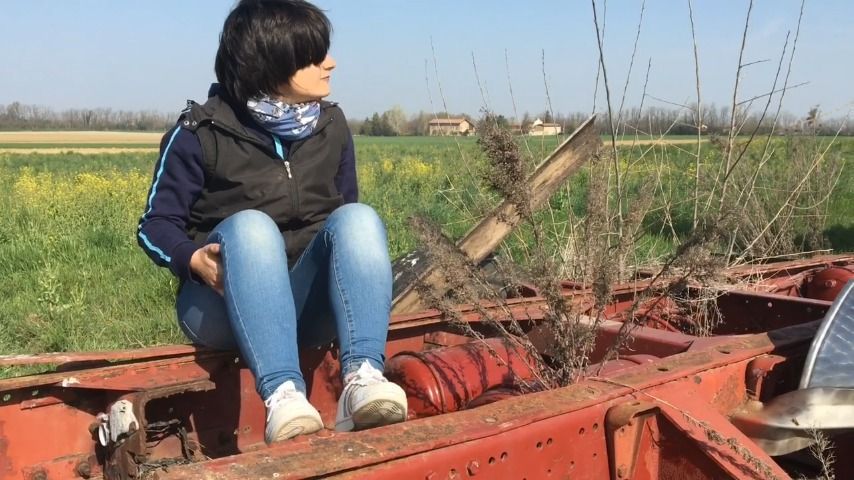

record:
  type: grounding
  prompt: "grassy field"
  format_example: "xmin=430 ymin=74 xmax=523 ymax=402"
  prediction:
xmin=0 ymin=133 xmax=851 ymax=367
xmin=0 ymin=132 xmax=710 ymax=151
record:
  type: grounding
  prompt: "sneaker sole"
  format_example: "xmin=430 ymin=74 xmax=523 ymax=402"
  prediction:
xmin=270 ymin=415 xmax=324 ymax=443
xmin=351 ymin=398 xmax=407 ymax=430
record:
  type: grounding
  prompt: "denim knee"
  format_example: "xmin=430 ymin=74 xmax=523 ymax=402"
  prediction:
xmin=325 ymin=203 xmax=386 ymax=242
xmin=212 ymin=209 xmax=284 ymax=251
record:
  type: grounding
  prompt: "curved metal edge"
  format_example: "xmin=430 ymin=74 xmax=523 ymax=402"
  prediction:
xmin=799 ymin=279 xmax=854 ymax=389
xmin=731 ymin=387 xmax=854 ymax=456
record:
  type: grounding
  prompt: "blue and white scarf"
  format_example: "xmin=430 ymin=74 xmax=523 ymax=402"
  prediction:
xmin=246 ymin=95 xmax=321 ymax=141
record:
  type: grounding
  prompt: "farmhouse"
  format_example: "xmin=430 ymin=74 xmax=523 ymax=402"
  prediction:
xmin=428 ymin=117 xmax=473 ymax=136
xmin=528 ymin=118 xmax=563 ymax=136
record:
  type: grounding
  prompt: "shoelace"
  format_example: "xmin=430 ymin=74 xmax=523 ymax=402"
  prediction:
xmin=264 ymin=381 xmax=299 ymax=420
xmin=347 ymin=362 xmax=386 ymax=388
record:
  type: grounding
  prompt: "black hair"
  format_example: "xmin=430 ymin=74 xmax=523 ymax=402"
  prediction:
xmin=214 ymin=0 xmax=331 ymax=105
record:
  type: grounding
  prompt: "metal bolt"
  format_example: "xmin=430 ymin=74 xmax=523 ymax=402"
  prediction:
xmin=75 ymin=461 xmax=91 ymax=479
xmin=29 ymin=469 xmax=47 ymax=480
xmin=467 ymin=460 xmax=480 ymax=476
xmin=616 ymin=465 xmax=627 ymax=478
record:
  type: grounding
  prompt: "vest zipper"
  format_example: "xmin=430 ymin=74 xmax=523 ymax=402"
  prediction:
xmin=273 ymin=135 xmax=299 ymax=216
xmin=273 ymin=136 xmax=292 ymax=178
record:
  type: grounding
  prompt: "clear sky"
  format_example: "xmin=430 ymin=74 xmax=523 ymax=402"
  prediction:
xmin=1 ymin=1 xmax=852 ymax=121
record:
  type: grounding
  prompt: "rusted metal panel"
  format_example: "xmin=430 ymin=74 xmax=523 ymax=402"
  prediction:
xmin=158 ymin=326 xmax=804 ymax=479
xmin=606 ymin=401 xmax=661 ymax=480
xmin=333 ymin=406 xmax=613 ymax=480
xmin=725 ymin=254 xmax=854 ymax=280
xmin=0 ymin=344 xmax=203 ymax=368
xmin=0 ymin=388 xmax=104 ymax=480
xmin=1 ymin=255 xmax=852 ymax=479
xmin=0 ymin=353 xmax=221 ymax=392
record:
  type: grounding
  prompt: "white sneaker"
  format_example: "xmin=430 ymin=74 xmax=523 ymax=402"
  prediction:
xmin=335 ymin=361 xmax=408 ymax=432
xmin=264 ymin=380 xmax=324 ymax=444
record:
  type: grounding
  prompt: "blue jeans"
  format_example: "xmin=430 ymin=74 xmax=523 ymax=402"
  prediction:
xmin=175 ymin=204 xmax=392 ymax=400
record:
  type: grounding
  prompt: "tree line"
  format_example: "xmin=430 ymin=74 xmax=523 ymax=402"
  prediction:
xmin=0 ymin=102 xmax=173 ymax=131
xmin=351 ymin=104 xmax=851 ymax=137
xmin=353 ymin=107 xmax=474 ymax=136
xmin=1 ymin=100 xmax=848 ymax=136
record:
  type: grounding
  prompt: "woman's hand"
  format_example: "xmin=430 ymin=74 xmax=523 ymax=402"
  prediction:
xmin=190 ymin=244 xmax=224 ymax=295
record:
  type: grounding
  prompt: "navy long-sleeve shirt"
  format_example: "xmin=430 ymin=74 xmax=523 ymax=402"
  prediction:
xmin=137 ymin=112 xmax=358 ymax=282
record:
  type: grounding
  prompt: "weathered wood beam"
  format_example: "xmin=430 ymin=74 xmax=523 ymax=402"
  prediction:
xmin=392 ymin=115 xmax=601 ymax=314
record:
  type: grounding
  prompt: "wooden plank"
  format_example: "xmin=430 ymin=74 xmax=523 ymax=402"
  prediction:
xmin=392 ymin=115 xmax=601 ymax=314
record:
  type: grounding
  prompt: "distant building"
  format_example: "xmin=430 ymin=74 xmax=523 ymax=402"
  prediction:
xmin=528 ymin=118 xmax=563 ymax=136
xmin=428 ymin=118 xmax=474 ymax=136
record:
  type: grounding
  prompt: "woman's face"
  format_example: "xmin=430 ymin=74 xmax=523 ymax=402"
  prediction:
xmin=277 ymin=54 xmax=336 ymax=103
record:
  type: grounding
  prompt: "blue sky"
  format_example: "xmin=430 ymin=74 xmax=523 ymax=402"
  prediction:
xmin=1 ymin=1 xmax=851 ymax=121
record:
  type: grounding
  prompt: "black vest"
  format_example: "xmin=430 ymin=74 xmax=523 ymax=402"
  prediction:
xmin=180 ymin=95 xmax=346 ymax=265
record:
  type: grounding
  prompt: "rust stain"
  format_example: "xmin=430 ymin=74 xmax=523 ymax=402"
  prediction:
xmin=0 ymin=421 xmax=13 ymax=478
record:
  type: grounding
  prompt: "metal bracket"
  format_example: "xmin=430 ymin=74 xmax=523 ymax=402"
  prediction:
xmin=98 ymin=379 xmax=215 ymax=479
xmin=605 ymin=401 xmax=661 ymax=480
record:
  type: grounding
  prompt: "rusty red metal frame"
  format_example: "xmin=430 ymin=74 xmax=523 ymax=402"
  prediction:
xmin=0 ymin=255 xmax=852 ymax=480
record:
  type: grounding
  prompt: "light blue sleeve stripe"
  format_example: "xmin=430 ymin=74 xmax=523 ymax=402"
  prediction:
xmin=142 ymin=127 xmax=183 ymax=219
xmin=138 ymin=232 xmax=172 ymax=263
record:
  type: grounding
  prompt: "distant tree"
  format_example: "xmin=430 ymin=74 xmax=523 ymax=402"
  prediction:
xmin=382 ymin=105 xmax=407 ymax=136
xmin=6 ymin=102 xmax=23 ymax=123
xmin=521 ymin=111 xmax=532 ymax=131
xmin=377 ymin=114 xmax=396 ymax=136
xmin=539 ymin=110 xmax=555 ymax=123
xmin=359 ymin=112 xmax=396 ymax=136
xmin=408 ymin=111 xmax=433 ymax=136
xmin=805 ymin=105 xmax=820 ymax=130
xmin=476 ymin=113 xmax=510 ymax=132
xmin=0 ymin=101 xmax=172 ymax=131
xmin=360 ymin=113 xmax=379 ymax=136
xmin=347 ymin=118 xmax=364 ymax=134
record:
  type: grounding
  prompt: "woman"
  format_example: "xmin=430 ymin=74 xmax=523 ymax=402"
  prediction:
xmin=137 ymin=0 xmax=407 ymax=444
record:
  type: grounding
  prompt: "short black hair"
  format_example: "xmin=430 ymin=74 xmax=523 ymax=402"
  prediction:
xmin=215 ymin=0 xmax=331 ymax=105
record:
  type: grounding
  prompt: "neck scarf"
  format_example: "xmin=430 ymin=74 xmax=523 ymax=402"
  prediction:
xmin=246 ymin=95 xmax=321 ymax=141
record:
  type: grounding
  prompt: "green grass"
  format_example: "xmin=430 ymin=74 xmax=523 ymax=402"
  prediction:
xmin=0 ymin=134 xmax=699 ymax=151
xmin=0 ymin=151 xmax=154 ymax=172
xmin=0 ymin=134 xmax=851 ymax=365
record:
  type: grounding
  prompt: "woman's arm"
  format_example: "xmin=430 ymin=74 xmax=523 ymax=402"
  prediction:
xmin=334 ymin=121 xmax=358 ymax=203
xmin=137 ymin=125 xmax=205 ymax=282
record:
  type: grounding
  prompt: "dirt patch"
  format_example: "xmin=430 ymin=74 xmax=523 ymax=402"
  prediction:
xmin=0 ymin=147 xmax=158 ymax=155
xmin=0 ymin=131 xmax=161 ymax=144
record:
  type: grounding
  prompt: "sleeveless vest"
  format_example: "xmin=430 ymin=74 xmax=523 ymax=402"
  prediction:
xmin=180 ymin=95 xmax=347 ymax=265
